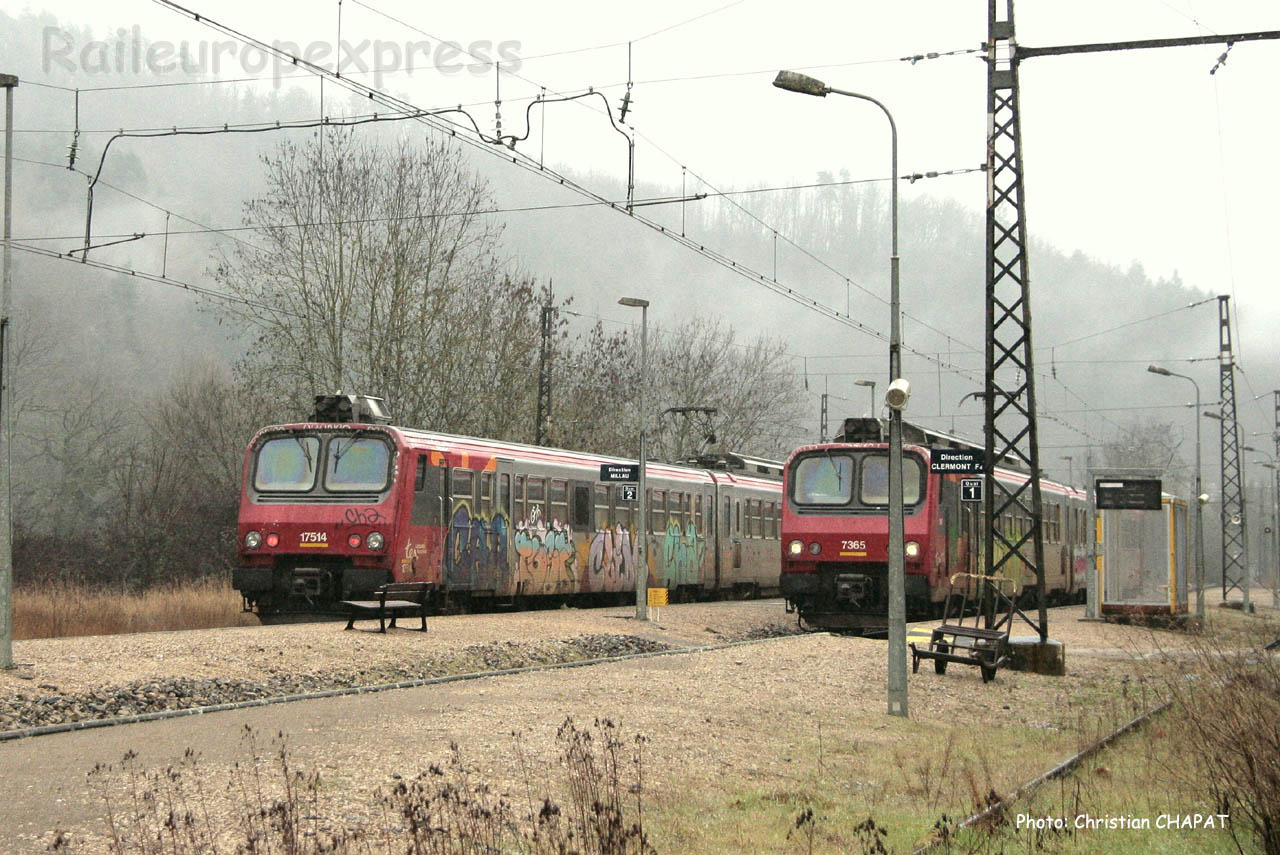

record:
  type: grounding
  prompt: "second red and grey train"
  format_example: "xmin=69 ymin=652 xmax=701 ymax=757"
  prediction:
xmin=232 ymin=394 xmax=785 ymax=617
xmin=780 ymin=417 xmax=1089 ymax=633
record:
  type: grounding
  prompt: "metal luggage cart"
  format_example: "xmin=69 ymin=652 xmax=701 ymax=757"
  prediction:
xmin=910 ymin=573 xmax=1019 ymax=683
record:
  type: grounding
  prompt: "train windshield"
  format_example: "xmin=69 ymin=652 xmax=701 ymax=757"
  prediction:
xmin=792 ymin=454 xmax=854 ymax=505
xmin=789 ymin=450 xmax=925 ymax=510
xmin=324 ymin=436 xmax=392 ymax=492
xmin=254 ymin=436 xmax=320 ymax=492
xmin=858 ymin=454 xmax=923 ymax=505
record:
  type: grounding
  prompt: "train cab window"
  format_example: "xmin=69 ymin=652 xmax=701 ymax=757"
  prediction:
xmin=792 ymin=454 xmax=854 ymax=505
xmin=550 ymin=479 xmax=569 ymax=525
xmin=324 ymin=436 xmax=392 ymax=492
xmin=500 ymin=474 xmax=511 ymax=518
xmin=480 ymin=472 xmax=493 ymax=516
xmin=651 ymin=490 xmax=665 ymax=534
xmin=858 ymin=454 xmax=923 ymax=506
xmin=414 ymin=456 xmax=427 ymax=492
xmin=527 ymin=477 xmax=546 ymax=521
xmin=451 ymin=468 xmax=475 ymax=502
xmin=572 ymin=484 xmax=592 ymax=528
xmin=595 ymin=485 xmax=610 ymax=527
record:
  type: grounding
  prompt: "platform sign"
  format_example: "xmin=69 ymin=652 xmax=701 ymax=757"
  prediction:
xmin=1095 ymin=479 xmax=1163 ymax=511
xmin=961 ymin=478 xmax=983 ymax=502
xmin=647 ymin=587 xmax=668 ymax=607
xmin=618 ymin=484 xmax=638 ymax=502
xmin=600 ymin=463 xmax=640 ymax=483
xmin=930 ymin=448 xmax=984 ymax=474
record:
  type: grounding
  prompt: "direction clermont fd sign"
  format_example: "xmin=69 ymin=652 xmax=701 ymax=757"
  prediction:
xmin=930 ymin=449 xmax=984 ymax=474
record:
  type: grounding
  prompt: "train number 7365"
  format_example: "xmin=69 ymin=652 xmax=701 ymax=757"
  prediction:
xmin=841 ymin=540 xmax=867 ymax=551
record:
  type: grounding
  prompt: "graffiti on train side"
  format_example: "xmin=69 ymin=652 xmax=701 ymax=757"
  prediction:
xmin=444 ymin=502 xmax=510 ymax=590
xmin=514 ymin=505 xmax=577 ymax=593
xmin=587 ymin=524 xmax=641 ymax=590
xmin=663 ymin=520 xmax=705 ymax=586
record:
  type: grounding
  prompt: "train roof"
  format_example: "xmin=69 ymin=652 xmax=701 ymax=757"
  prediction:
xmin=250 ymin=422 xmax=782 ymax=489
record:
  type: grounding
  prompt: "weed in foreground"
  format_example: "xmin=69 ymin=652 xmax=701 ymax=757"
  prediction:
xmin=82 ymin=719 xmax=655 ymax=855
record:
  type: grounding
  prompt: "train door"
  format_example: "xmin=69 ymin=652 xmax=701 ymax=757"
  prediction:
xmin=444 ymin=465 xmax=478 ymax=592
xmin=407 ymin=455 xmax=447 ymax=584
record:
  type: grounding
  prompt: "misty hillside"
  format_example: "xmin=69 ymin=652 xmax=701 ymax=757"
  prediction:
xmin=1 ymin=9 xmax=1266 ymax=473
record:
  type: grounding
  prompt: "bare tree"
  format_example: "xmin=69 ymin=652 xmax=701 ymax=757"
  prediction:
xmin=213 ymin=130 xmax=548 ymax=432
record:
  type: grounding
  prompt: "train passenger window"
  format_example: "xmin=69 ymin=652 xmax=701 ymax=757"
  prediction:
xmin=616 ymin=487 xmax=633 ymax=530
xmin=515 ymin=475 xmax=526 ymax=521
xmin=752 ymin=500 xmax=762 ymax=538
xmin=451 ymin=469 xmax=475 ymax=502
xmin=776 ymin=504 xmax=782 ymax=536
xmin=595 ymin=485 xmax=610 ymax=527
xmin=415 ymin=456 xmax=427 ymax=492
xmin=765 ymin=502 xmax=775 ymax=539
xmin=694 ymin=494 xmax=703 ymax=535
xmin=500 ymin=474 xmax=511 ymax=518
xmin=651 ymin=490 xmax=665 ymax=534
xmin=736 ymin=500 xmax=741 ymax=535
xmin=672 ymin=492 xmax=685 ymax=531
xmin=724 ymin=496 xmax=731 ymax=535
xmin=683 ymin=493 xmax=692 ymax=528
xmin=550 ymin=479 xmax=569 ymax=525
xmin=527 ymin=477 xmax=546 ymax=521
xmin=858 ymin=455 xmax=923 ymax=505
xmin=572 ymin=484 xmax=592 ymax=528
xmin=480 ymin=472 xmax=493 ymax=516
xmin=792 ymin=454 xmax=854 ymax=505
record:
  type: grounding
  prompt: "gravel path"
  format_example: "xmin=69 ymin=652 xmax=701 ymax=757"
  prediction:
xmin=0 ymin=601 xmax=1228 ymax=854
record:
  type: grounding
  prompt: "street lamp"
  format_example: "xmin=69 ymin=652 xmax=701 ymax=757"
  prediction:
xmin=854 ymin=379 xmax=877 ymax=417
xmin=619 ymin=297 xmax=650 ymax=621
xmin=773 ymin=69 xmax=907 ymax=718
xmin=1148 ymin=364 xmax=1205 ymax=619
xmin=1204 ymin=409 xmax=1251 ymax=611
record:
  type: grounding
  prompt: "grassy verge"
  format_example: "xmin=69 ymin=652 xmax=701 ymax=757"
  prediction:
xmin=13 ymin=579 xmax=258 ymax=640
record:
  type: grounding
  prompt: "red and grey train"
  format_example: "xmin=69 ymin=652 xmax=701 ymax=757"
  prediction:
xmin=780 ymin=418 xmax=1089 ymax=633
xmin=232 ymin=394 xmax=785 ymax=616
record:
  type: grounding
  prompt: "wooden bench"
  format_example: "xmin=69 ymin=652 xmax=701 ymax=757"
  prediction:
xmin=342 ymin=582 xmax=433 ymax=633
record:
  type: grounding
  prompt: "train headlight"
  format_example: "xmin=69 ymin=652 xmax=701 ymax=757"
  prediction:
xmin=244 ymin=531 xmax=262 ymax=549
xmin=348 ymin=533 xmax=363 ymax=549
xmin=905 ymin=540 xmax=920 ymax=558
xmin=808 ymin=541 xmax=821 ymax=555
xmin=367 ymin=531 xmax=385 ymax=551
xmin=788 ymin=539 xmax=804 ymax=556
xmin=265 ymin=533 xmax=280 ymax=548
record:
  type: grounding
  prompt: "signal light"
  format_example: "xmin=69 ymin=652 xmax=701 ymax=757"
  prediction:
xmin=808 ymin=541 xmax=821 ymax=555
xmin=788 ymin=540 xmax=804 ymax=556
xmin=265 ymin=533 xmax=280 ymax=548
xmin=348 ymin=533 xmax=363 ymax=549
xmin=905 ymin=541 xmax=920 ymax=558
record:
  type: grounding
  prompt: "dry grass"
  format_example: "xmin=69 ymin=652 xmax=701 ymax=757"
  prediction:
xmin=12 ymin=579 xmax=258 ymax=640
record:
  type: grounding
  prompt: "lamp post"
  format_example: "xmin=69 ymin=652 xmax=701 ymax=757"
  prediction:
xmin=1148 ymin=365 xmax=1205 ymax=619
xmin=773 ymin=69 xmax=907 ymax=718
xmin=619 ymin=297 xmax=649 ymax=621
xmin=854 ymin=379 xmax=877 ymax=418
xmin=1204 ymin=409 xmax=1250 ymax=611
